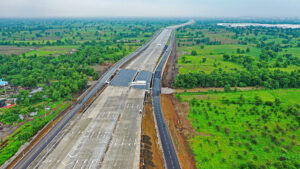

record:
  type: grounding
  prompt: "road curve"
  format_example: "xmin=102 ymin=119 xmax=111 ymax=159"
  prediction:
xmin=152 ymin=30 xmax=181 ymax=169
xmin=152 ymin=20 xmax=194 ymax=169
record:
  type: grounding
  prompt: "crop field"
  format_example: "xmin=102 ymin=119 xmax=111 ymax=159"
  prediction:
xmin=24 ymin=45 xmax=79 ymax=56
xmin=0 ymin=46 xmax=34 ymax=56
xmin=176 ymin=89 xmax=300 ymax=169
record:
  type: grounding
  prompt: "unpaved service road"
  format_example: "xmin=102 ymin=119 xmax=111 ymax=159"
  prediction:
xmin=29 ymin=27 xmax=173 ymax=169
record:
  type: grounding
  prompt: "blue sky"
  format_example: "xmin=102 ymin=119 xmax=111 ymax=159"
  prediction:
xmin=0 ymin=0 xmax=299 ymax=18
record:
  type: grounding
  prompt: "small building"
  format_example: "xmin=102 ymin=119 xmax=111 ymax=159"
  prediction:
xmin=70 ymin=48 xmax=77 ymax=54
xmin=29 ymin=112 xmax=38 ymax=116
xmin=30 ymin=87 xmax=43 ymax=95
xmin=19 ymin=114 xmax=24 ymax=120
xmin=29 ymin=87 xmax=43 ymax=97
xmin=45 ymin=106 xmax=51 ymax=111
xmin=0 ymin=79 xmax=8 ymax=87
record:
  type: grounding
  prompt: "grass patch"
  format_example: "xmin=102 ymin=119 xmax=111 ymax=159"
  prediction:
xmin=176 ymin=89 xmax=300 ymax=169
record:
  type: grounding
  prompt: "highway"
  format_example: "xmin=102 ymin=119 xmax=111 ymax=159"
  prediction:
xmin=152 ymin=20 xmax=194 ymax=169
xmin=11 ymin=20 xmax=193 ymax=169
xmin=11 ymin=28 xmax=162 ymax=169
xmin=26 ymin=28 xmax=174 ymax=169
xmin=152 ymin=30 xmax=181 ymax=169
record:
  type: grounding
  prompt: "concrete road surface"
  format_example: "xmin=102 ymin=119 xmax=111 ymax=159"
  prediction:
xmin=32 ymin=86 xmax=144 ymax=169
xmin=125 ymin=28 xmax=172 ymax=72
xmin=29 ymin=26 xmax=173 ymax=169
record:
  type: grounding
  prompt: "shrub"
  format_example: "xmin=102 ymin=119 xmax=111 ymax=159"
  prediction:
xmin=191 ymin=50 xmax=197 ymax=56
xmin=224 ymin=127 xmax=230 ymax=135
xmin=265 ymin=101 xmax=273 ymax=106
xmin=224 ymin=84 xmax=231 ymax=92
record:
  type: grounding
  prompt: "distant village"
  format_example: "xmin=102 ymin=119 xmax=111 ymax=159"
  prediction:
xmin=0 ymin=78 xmax=10 ymax=108
xmin=0 ymin=79 xmax=45 ymax=110
xmin=0 ymin=78 xmax=52 ymax=132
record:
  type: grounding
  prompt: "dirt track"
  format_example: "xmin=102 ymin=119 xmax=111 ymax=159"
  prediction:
xmin=141 ymin=96 xmax=164 ymax=169
xmin=160 ymin=94 xmax=196 ymax=169
xmin=160 ymin=34 xmax=196 ymax=169
xmin=162 ymin=36 xmax=178 ymax=88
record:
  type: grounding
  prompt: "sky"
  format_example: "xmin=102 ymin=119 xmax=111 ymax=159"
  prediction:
xmin=0 ymin=0 xmax=299 ymax=18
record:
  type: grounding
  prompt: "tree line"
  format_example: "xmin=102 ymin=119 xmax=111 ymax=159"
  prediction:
xmin=173 ymin=69 xmax=300 ymax=89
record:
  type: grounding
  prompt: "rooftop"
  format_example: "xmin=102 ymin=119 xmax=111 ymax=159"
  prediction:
xmin=0 ymin=79 xmax=8 ymax=86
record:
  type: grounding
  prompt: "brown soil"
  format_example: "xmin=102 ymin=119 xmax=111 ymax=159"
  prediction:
xmin=91 ymin=62 xmax=113 ymax=75
xmin=162 ymin=37 xmax=178 ymax=88
xmin=0 ymin=46 xmax=34 ymax=56
xmin=0 ymin=121 xmax=28 ymax=142
xmin=160 ymin=94 xmax=196 ymax=169
xmin=141 ymin=96 xmax=165 ymax=169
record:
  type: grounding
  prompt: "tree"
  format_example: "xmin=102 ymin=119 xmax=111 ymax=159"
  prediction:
xmin=223 ymin=54 xmax=230 ymax=61
xmin=246 ymin=47 xmax=250 ymax=53
xmin=254 ymin=96 xmax=263 ymax=105
xmin=52 ymin=90 xmax=61 ymax=101
xmin=181 ymin=56 xmax=187 ymax=63
xmin=191 ymin=50 xmax=198 ymax=56
xmin=275 ymin=98 xmax=281 ymax=106
xmin=224 ymin=84 xmax=231 ymax=92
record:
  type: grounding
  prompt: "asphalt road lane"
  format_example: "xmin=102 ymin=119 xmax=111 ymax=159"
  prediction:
xmin=152 ymin=30 xmax=181 ymax=169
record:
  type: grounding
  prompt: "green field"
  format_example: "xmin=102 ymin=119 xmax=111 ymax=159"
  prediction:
xmin=176 ymin=89 xmax=300 ymax=169
xmin=176 ymin=25 xmax=300 ymax=75
xmin=173 ymin=23 xmax=300 ymax=89
xmin=177 ymin=44 xmax=258 ymax=73
xmin=25 ymin=45 xmax=79 ymax=56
